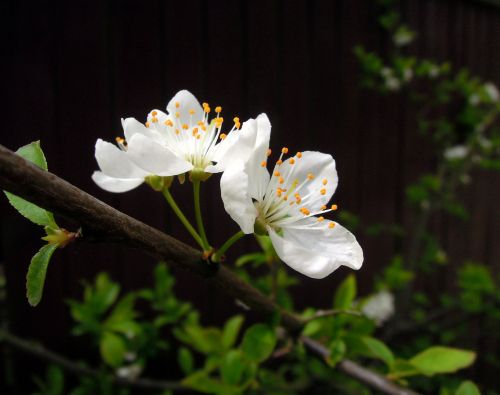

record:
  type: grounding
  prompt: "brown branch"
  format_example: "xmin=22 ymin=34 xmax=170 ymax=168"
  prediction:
xmin=301 ymin=309 xmax=362 ymax=324
xmin=0 ymin=144 xmax=420 ymax=395
xmin=0 ymin=329 xmax=185 ymax=391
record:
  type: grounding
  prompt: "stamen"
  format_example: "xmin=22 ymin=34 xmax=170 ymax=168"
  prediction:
xmin=307 ymin=173 xmax=314 ymax=180
xmin=152 ymin=111 xmax=158 ymax=116
xmin=215 ymin=106 xmax=222 ymax=113
xmin=320 ymin=205 xmax=327 ymax=210
xmin=282 ymin=147 xmax=289 ymax=154
xmin=289 ymin=158 xmax=295 ymax=165
xmin=329 ymin=222 xmax=336 ymax=229
xmin=279 ymin=177 xmax=285 ymax=184
xmin=322 ymin=179 xmax=328 ymax=185
xmin=296 ymin=152 xmax=302 ymax=158
xmin=261 ymin=160 xmax=267 ymax=167
xmin=331 ymin=204 xmax=338 ymax=210
xmin=267 ymin=148 xmax=272 ymax=157
xmin=317 ymin=216 xmax=325 ymax=222
xmin=175 ymin=112 xmax=180 ymax=118
xmin=164 ymin=119 xmax=173 ymax=126
xmin=175 ymin=102 xmax=180 ymax=108
xmin=219 ymin=133 xmax=227 ymax=140
xmin=274 ymin=171 xmax=280 ymax=177
xmin=189 ymin=109 xmax=195 ymax=115
xmin=182 ymin=124 xmax=189 ymax=130
xmin=145 ymin=121 xmax=150 ymax=127
xmin=320 ymin=188 xmax=326 ymax=195
xmin=277 ymin=159 xmax=283 ymax=165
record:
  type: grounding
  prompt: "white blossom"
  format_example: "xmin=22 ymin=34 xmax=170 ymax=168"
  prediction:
xmin=220 ymin=115 xmax=363 ymax=279
xmin=362 ymin=290 xmax=395 ymax=326
xmin=444 ymin=145 xmax=468 ymax=161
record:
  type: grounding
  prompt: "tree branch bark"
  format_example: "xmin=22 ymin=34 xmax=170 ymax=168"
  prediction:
xmin=0 ymin=144 xmax=420 ymax=395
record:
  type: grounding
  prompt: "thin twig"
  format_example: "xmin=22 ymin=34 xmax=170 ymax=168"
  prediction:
xmin=302 ymin=309 xmax=362 ymax=324
xmin=0 ymin=330 xmax=186 ymax=391
xmin=0 ymin=144 xmax=421 ymax=395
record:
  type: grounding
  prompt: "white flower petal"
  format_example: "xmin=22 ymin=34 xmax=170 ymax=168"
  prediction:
xmin=95 ymin=139 xmax=148 ymax=178
xmin=92 ymin=171 xmax=144 ymax=193
xmin=286 ymin=151 xmax=338 ymax=211
xmin=166 ymin=90 xmax=204 ymax=126
xmin=122 ymin=117 xmax=160 ymax=142
xmin=127 ymin=133 xmax=193 ymax=176
xmin=220 ymin=161 xmax=258 ymax=234
xmin=268 ymin=219 xmax=363 ymax=279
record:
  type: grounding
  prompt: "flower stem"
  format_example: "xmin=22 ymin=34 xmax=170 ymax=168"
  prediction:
xmin=162 ymin=188 xmax=205 ymax=250
xmin=212 ymin=231 xmax=245 ymax=262
xmin=192 ymin=180 xmax=210 ymax=250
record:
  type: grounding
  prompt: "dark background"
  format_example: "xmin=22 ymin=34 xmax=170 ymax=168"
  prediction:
xmin=1 ymin=0 xmax=500 ymax=389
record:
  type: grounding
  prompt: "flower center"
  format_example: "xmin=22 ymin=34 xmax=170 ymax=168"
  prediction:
xmin=256 ymin=148 xmax=338 ymax=232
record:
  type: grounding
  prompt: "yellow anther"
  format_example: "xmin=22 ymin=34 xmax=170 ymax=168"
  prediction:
xmin=279 ymin=177 xmax=285 ymax=184
xmin=115 ymin=137 xmax=125 ymax=144
xmin=329 ymin=222 xmax=336 ymax=229
xmin=295 ymin=197 xmax=302 ymax=204
xmin=277 ymin=159 xmax=283 ymax=165
xmin=282 ymin=147 xmax=289 ymax=154
xmin=300 ymin=207 xmax=310 ymax=216
xmin=193 ymin=127 xmax=199 ymax=134
xmin=201 ymin=125 xmax=207 ymax=131
xmin=283 ymin=195 xmax=288 ymax=201
xmin=145 ymin=121 xmax=150 ymax=127
xmin=320 ymin=205 xmax=327 ymax=211
xmin=175 ymin=112 xmax=180 ymax=118
xmin=192 ymin=129 xmax=198 ymax=136
xmin=175 ymin=129 xmax=180 ymax=135
xmin=202 ymin=102 xmax=209 ymax=108
xmin=261 ymin=160 xmax=267 ymax=167
xmin=175 ymin=102 xmax=180 ymax=108
xmin=235 ymin=122 xmax=241 ymax=129
xmin=164 ymin=119 xmax=173 ymax=127
xmin=152 ymin=110 xmax=158 ymax=116
xmin=215 ymin=106 xmax=222 ymax=113
xmin=320 ymin=188 xmax=326 ymax=195
xmin=331 ymin=204 xmax=338 ymax=211
xmin=296 ymin=152 xmax=302 ymax=158
xmin=233 ymin=117 xmax=240 ymax=123
xmin=274 ymin=171 xmax=280 ymax=177
xmin=289 ymin=158 xmax=295 ymax=165
xmin=204 ymin=106 xmax=211 ymax=113
xmin=267 ymin=148 xmax=272 ymax=157
xmin=196 ymin=134 xmax=201 ymax=139
xmin=182 ymin=124 xmax=189 ymax=130
xmin=152 ymin=117 xmax=158 ymax=123
xmin=189 ymin=109 xmax=195 ymax=115
xmin=307 ymin=173 xmax=314 ymax=180
xmin=322 ymin=179 xmax=328 ymax=185
xmin=317 ymin=216 xmax=325 ymax=222
xmin=220 ymin=133 xmax=227 ymax=140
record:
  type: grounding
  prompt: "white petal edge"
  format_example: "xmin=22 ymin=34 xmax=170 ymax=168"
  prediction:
xmin=166 ymin=90 xmax=204 ymax=126
xmin=267 ymin=220 xmax=363 ymax=279
xmin=220 ymin=161 xmax=258 ymax=234
xmin=92 ymin=171 xmax=144 ymax=193
xmin=126 ymin=133 xmax=193 ymax=176
xmin=95 ymin=139 xmax=148 ymax=179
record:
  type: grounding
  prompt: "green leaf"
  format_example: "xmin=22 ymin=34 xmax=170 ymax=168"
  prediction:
xmin=409 ymin=346 xmax=476 ymax=376
xmin=361 ymin=336 xmax=395 ymax=367
xmin=327 ymin=339 xmax=346 ymax=367
xmin=178 ymin=347 xmax=194 ymax=375
xmin=17 ymin=141 xmax=48 ymax=170
xmin=221 ymin=315 xmax=244 ymax=350
xmin=241 ymin=324 xmax=276 ymax=363
xmin=4 ymin=141 xmax=57 ymax=228
xmin=26 ymin=243 xmax=58 ymax=306
xmin=455 ymin=381 xmax=481 ymax=395
xmin=182 ymin=371 xmax=240 ymax=394
xmin=100 ymin=332 xmax=126 ymax=367
xmin=220 ymin=350 xmax=246 ymax=385
xmin=334 ymin=274 xmax=356 ymax=309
